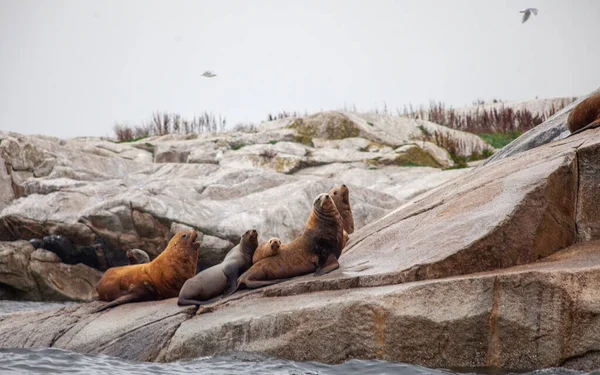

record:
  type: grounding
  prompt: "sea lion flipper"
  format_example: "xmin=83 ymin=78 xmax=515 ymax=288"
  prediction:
xmin=177 ymin=296 xmax=222 ymax=306
xmin=314 ymin=254 xmax=339 ymax=277
xmin=568 ymin=119 xmax=600 ymax=138
xmin=223 ymin=278 xmax=238 ymax=297
xmin=95 ymin=293 xmax=143 ymax=313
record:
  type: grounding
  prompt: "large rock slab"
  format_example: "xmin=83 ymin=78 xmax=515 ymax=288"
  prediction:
xmin=160 ymin=241 xmax=600 ymax=371
xmin=2 ymin=242 xmax=600 ymax=371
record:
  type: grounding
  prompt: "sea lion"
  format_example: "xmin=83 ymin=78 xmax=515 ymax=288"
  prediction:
xmin=329 ymin=184 xmax=354 ymax=235
xmin=235 ymin=193 xmax=344 ymax=290
xmin=126 ymin=249 xmax=150 ymax=265
xmin=252 ymin=237 xmax=281 ymax=264
xmin=95 ymin=230 xmax=199 ymax=312
xmin=329 ymin=184 xmax=354 ymax=248
xmin=178 ymin=229 xmax=258 ymax=306
xmin=567 ymin=92 xmax=600 ymax=136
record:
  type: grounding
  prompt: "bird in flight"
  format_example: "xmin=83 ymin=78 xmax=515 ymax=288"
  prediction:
xmin=520 ymin=8 xmax=538 ymax=23
xmin=201 ymin=71 xmax=217 ymax=78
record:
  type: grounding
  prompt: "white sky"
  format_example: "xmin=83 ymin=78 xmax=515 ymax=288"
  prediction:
xmin=1 ymin=0 xmax=599 ymax=138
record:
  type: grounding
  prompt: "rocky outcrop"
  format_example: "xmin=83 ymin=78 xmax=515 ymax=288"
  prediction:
xmin=0 ymin=119 xmax=472 ymax=277
xmin=0 ymin=118 xmax=599 ymax=370
xmin=0 ymin=241 xmax=101 ymax=301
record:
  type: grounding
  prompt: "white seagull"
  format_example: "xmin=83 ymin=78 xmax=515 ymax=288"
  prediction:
xmin=520 ymin=8 xmax=538 ymax=23
xmin=201 ymin=71 xmax=217 ymax=78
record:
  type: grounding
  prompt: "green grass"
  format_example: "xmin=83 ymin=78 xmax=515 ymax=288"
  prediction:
xmin=417 ymin=125 xmax=431 ymax=137
xmin=117 ymin=136 xmax=148 ymax=143
xmin=268 ymin=140 xmax=279 ymax=145
xmin=231 ymin=144 xmax=245 ymax=150
xmin=478 ymin=130 xmax=523 ymax=149
xmin=398 ymin=161 xmax=431 ymax=167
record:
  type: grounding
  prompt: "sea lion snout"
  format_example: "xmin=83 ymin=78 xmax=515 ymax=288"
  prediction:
xmin=320 ymin=194 xmax=332 ymax=208
xmin=184 ymin=230 xmax=200 ymax=249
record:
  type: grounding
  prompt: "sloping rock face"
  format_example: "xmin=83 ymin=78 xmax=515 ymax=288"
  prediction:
xmin=0 ymin=241 xmax=101 ymax=301
xmin=0 ymin=117 xmax=473 ymax=281
xmin=0 ymin=121 xmax=599 ymax=370
xmin=485 ymin=87 xmax=600 ymax=164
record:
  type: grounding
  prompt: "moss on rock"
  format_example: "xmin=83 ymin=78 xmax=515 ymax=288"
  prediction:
xmin=288 ymin=113 xmax=361 ymax=140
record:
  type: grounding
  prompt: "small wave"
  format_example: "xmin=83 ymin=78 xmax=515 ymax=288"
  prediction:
xmin=0 ymin=348 xmax=593 ymax=375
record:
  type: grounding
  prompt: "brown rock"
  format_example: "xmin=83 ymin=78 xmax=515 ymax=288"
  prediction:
xmin=0 ymin=241 xmax=102 ymax=301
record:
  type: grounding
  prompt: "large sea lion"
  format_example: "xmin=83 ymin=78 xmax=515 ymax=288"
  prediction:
xmin=95 ymin=230 xmax=199 ymax=312
xmin=567 ymin=92 xmax=600 ymax=136
xmin=126 ymin=249 xmax=150 ymax=265
xmin=252 ymin=237 xmax=281 ymax=264
xmin=178 ymin=229 xmax=258 ymax=306
xmin=236 ymin=193 xmax=344 ymax=290
xmin=329 ymin=184 xmax=354 ymax=248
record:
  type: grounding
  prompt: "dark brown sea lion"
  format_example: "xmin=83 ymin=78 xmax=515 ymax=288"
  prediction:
xmin=178 ymin=229 xmax=258 ymax=306
xmin=252 ymin=237 xmax=281 ymax=264
xmin=567 ymin=92 xmax=600 ymax=136
xmin=126 ymin=249 xmax=150 ymax=265
xmin=235 ymin=193 xmax=344 ymax=290
xmin=329 ymin=184 xmax=354 ymax=249
xmin=95 ymin=230 xmax=199 ymax=312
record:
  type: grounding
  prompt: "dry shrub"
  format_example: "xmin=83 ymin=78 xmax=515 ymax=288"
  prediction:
xmin=113 ymin=111 xmax=227 ymax=142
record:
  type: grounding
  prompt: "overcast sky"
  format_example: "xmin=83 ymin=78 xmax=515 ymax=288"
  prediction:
xmin=1 ymin=0 xmax=599 ymax=138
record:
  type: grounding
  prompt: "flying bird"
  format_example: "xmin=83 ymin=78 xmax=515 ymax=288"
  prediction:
xmin=201 ymin=71 xmax=217 ymax=78
xmin=520 ymin=8 xmax=538 ymax=23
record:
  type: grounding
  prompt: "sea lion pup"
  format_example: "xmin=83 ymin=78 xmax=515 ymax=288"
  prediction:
xmin=252 ymin=237 xmax=281 ymax=264
xmin=126 ymin=249 xmax=150 ymax=265
xmin=95 ymin=230 xmax=199 ymax=312
xmin=567 ymin=92 xmax=600 ymax=136
xmin=329 ymin=184 xmax=354 ymax=248
xmin=235 ymin=193 xmax=344 ymax=290
xmin=178 ymin=229 xmax=258 ymax=306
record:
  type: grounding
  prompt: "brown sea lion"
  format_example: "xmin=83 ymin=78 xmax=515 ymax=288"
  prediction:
xmin=235 ymin=193 xmax=344 ymax=290
xmin=178 ymin=229 xmax=258 ymax=306
xmin=567 ymin=92 xmax=600 ymax=136
xmin=95 ymin=230 xmax=199 ymax=312
xmin=252 ymin=237 xmax=281 ymax=264
xmin=126 ymin=249 xmax=150 ymax=265
xmin=329 ymin=184 xmax=354 ymax=235
xmin=329 ymin=184 xmax=354 ymax=249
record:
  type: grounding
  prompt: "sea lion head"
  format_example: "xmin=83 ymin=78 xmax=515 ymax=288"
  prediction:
xmin=329 ymin=184 xmax=350 ymax=206
xmin=240 ymin=229 xmax=259 ymax=258
xmin=126 ymin=248 xmax=150 ymax=265
xmin=241 ymin=229 xmax=259 ymax=247
xmin=313 ymin=193 xmax=337 ymax=215
xmin=172 ymin=229 xmax=200 ymax=252
xmin=268 ymin=237 xmax=281 ymax=251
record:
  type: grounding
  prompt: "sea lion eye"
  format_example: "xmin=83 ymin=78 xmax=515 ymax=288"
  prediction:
xmin=334 ymin=191 xmax=337 ymax=195
xmin=182 ymin=233 xmax=187 ymax=239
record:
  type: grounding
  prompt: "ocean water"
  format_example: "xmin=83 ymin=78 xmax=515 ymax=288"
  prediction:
xmin=0 ymin=301 xmax=597 ymax=375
